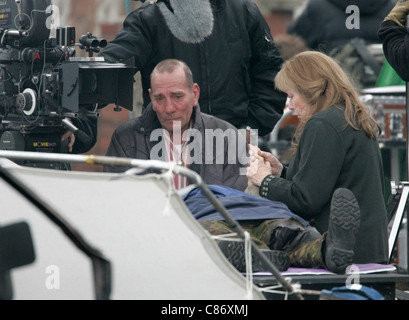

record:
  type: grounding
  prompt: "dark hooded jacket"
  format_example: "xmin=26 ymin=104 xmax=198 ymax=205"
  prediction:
xmin=288 ymin=0 xmax=395 ymax=52
xmin=378 ymin=19 xmax=409 ymax=81
xmin=99 ymin=0 xmax=286 ymax=136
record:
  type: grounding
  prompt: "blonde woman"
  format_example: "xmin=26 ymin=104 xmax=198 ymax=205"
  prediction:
xmin=247 ymin=51 xmax=388 ymax=268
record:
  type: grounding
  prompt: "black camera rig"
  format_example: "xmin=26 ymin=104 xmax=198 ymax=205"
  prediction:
xmin=0 ymin=0 xmax=134 ymax=160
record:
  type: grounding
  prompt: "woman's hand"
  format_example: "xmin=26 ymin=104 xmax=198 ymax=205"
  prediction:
xmin=247 ymin=145 xmax=275 ymax=186
xmin=258 ymin=150 xmax=283 ymax=177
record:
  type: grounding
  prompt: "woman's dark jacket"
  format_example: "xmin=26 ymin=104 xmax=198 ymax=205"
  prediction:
xmin=259 ymin=106 xmax=388 ymax=264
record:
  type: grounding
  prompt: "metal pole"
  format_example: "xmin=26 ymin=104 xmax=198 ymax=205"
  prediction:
xmin=406 ymin=81 xmax=409 ymax=180
xmin=406 ymin=12 xmax=409 ymax=182
xmin=405 ymin=13 xmax=409 ymax=273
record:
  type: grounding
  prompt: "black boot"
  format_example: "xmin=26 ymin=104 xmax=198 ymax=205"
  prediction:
xmin=218 ymin=240 xmax=290 ymax=272
xmin=324 ymin=188 xmax=360 ymax=274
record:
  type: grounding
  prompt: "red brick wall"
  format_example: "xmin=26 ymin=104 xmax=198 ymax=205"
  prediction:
xmin=265 ymin=11 xmax=294 ymax=37
xmin=67 ymin=1 xmax=130 ymax=171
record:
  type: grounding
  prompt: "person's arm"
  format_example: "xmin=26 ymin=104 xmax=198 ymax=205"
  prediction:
xmin=258 ymin=118 xmax=345 ymax=219
xmin=245 ymin=1 xmax=286 ymax=137
xmin=378 ymin=0 xmax=409 ymax=81
xmin=61 ymin=116 xmax=97 ymax=154
xmin=378 ymin=19 xmax=409 ymax=81
xmin=99 ymin=6 xmax=152 ymax=66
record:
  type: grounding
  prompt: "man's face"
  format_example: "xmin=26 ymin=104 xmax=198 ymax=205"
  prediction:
xmin=149 ymin=67 xmax=199 ymax=134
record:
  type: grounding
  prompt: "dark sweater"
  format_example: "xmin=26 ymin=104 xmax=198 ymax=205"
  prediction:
xmin=260 ymin=106 xmax=388 ymax=264
xmin=378 ymin=20 xmax=409 ymax=81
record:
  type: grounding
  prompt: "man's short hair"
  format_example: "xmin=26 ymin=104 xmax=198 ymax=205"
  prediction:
xmin=151 ymin=59 xmax=195 ymax=88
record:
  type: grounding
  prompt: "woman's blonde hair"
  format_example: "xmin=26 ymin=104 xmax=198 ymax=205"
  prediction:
xmin=275 ymin=51 xmax=381 ymax=151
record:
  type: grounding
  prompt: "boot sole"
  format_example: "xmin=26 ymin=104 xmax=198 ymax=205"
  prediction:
xmin=218 ymin=240 xmax=290 ymax=273
xmin=326 ymin=188 xmax=360 ymax=274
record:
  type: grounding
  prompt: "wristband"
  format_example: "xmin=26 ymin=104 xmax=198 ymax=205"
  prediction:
xmin=260 ymin=174 xmax=275 ymax=198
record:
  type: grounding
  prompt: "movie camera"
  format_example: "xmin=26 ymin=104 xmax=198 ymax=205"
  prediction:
xmin=0 ymin=0 xmax=134 ymax=156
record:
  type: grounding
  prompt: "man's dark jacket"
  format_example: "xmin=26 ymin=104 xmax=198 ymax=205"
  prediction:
xmin=99 ymin=0 xmax=286 ymax=136
xmin=103 ymin=104 xmax=248 ymax=192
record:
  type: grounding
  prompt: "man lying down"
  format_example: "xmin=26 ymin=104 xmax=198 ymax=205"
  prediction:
xmin=181 ymin=185 xmax=363 ymax=275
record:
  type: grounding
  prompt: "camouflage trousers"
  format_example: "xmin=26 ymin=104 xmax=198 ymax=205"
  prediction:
xmin=200 ymin=218 xmax=327 ymax=269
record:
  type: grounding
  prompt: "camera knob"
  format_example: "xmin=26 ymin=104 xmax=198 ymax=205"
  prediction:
xmin=17 ymin=88 xmax=37 ymax=116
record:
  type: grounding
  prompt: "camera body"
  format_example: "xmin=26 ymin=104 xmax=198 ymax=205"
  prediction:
xmin=0 ymin=0 xmax=134 ymax=156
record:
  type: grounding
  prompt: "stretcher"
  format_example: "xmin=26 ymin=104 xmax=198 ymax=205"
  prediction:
xmin=0 ymin=150 xmax=408 ymax=300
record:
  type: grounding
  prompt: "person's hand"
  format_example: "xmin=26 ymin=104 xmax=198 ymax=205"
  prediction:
xmin=384 ymin=0 xmax=409 ymax=28
xmin=61 ymin=118 xmax=75 ymax=152
xmin=258 ymin=150 xmax=283 ymax=177
xmin=247 ymin=144 xmax=273 ymax=186
xmin=248 ymin=144 xmax=283 ymax=176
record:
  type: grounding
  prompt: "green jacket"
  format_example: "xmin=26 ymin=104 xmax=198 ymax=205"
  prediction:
xmin=260 ymin=105 xmax=388 ymax=264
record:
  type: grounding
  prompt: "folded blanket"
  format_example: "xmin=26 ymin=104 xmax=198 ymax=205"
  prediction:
xmin=181 ymin=185 xmax=308 ymax=226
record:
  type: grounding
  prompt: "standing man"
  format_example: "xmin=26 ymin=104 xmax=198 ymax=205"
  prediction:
xmin=99 ymin=0 xmax=286 ymax=137
xmin=104 ymin=59 xmax=248 ymax=192
xmin=288 ymin=0 xmax=394 ymax=53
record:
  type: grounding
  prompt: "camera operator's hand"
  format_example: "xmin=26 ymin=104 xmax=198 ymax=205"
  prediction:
xmin=61 ymin=118 xmax=76 ymax=153
xmin=384 ymin=0 xmax=409 ymax=28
